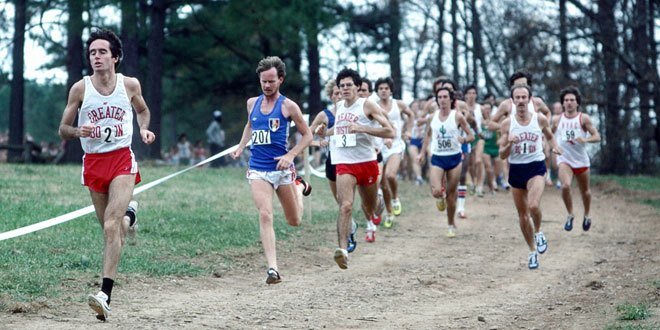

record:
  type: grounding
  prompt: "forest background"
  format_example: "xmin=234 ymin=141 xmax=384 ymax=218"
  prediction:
xmin=0 ymin=0 xmax=657 ymax=174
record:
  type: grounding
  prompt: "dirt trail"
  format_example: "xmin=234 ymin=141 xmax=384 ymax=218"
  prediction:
xmin=4 ymin=183 xmax=659 ymax=329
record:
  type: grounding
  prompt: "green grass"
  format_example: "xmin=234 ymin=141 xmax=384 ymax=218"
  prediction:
xmin=591 ymin=175 xmax=660 ymax=193
xmin=616 ymin=303 xmax=651 ymax=321
xmin=592 ymin=175 xmax=660 ymax=211
xmin=0 ymin=164 xmax=339 ymax=304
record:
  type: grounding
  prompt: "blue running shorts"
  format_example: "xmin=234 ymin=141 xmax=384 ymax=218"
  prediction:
xmin=508 ymin=160 xmax=547 ymax=189
xmin=431 ymin=153 xmax=462 ymax=171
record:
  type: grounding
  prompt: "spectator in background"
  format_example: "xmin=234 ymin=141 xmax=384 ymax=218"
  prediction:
xmin=192 ymin=139 xmax=208 ymax=166
xmin=206 ymin=110 xmax=226 ymax=167
xmin=175 ymin=133 xmax=192 ymax=166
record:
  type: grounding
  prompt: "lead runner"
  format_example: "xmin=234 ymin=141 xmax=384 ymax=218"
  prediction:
xmin=58 ymin=29 xmax=155 ymax=321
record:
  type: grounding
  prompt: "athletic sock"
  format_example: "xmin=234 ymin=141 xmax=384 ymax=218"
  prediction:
xmin=457 ymin=185 xmax=467 ymax=210
xmin=101 ymin=277 xmax=114 ymax=305
xmin=125 ymin=209 xmax=136 ymax=227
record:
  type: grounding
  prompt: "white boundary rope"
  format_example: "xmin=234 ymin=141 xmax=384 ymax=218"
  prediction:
xmin=0 ymin=145 xmax=238 ymax=241
xmin=0 ymin=114 xmax=329 ymax=241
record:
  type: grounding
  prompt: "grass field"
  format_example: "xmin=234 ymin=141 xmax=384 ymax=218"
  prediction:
xmin=0 ymin=164 xmax=657 ymax=308
xmin=591 ymin=175 xmax=660 ymax=210
xmin=0 ymin=163 xmax=337 ymax=304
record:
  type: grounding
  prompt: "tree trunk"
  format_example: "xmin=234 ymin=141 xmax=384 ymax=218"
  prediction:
xmin=649 ymin=0 xmax=660 ymax=165
xmin=121 ymin=0 xmax=146 ymax=159
xmin=451 ymin=0 xmax=458 ymax=84
xmin=306 ymin=31 xmax=321 ymax=118
xmin=388 ymin=0 xmax=403 ymax=99
xmin=559 ymin=0 xmax=570 ymax=82
xmin=60 ymin=0 xmax=85 ymax=163
xmin=470 ymin=0 xmax=479 ymax=85
xmin=8 ymin=0 xmax=26 ymax=163
xmin=597 ymin=0 xmax=625 ymax=174
xmin=146 ymin=0 xmax=166 ymax=159
xmin=435 ymin=0 xmax=445 ymax=77
xmin=632 ymin=0 xmax=654 ymax=173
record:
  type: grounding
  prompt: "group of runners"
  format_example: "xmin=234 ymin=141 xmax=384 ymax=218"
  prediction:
xmin=58 ymin=29 xmax=600 ymax=321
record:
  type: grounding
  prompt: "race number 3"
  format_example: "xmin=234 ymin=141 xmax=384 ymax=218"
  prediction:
xmin=251 ymin=130 xmax=271 ymax=145
xmin=331 ymin=134 xmax=357 ymax=148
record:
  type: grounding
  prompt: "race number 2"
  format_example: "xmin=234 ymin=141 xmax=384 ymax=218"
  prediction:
xmin=89 ymin=124 xmax=124 ymax=143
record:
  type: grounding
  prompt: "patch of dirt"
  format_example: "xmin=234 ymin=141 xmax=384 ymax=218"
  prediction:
xmin=3 ymin=183 xmax=659 ymax=329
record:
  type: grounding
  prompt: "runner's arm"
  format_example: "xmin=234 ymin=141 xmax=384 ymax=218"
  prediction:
xmin=58 ymin=80 xmax=90 ymax=140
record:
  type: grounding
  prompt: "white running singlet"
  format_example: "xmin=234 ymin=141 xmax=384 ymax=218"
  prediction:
xmin=331 ymin=98 xmax=377 ymax=164
xmin=430 ymin=110 xmax=462 ymax=156
xmin=79 ymin=74 xmax=134 ymax=154
xmin=381 ymin=99 xmax=405 ymax=157
xmin=508 ymin=111 xmax=545 ymax=164
xmin=556 ymin=113 xmax=590 ymax=168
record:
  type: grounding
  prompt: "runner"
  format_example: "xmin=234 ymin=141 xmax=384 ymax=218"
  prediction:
xmin=498 ymin=84 xmax=561 ymax=269
xmin=328 ymin=68 xmax=394 ymax=269
xmin=358 ymin=77 xmax=385 ymax=241
xmin=480 ymin=102 xmax=499 ymax=194
xmin=57 ymin=29 xmax=155 ymax=321
xmin=230 ymin=56 xmax=312 ymax=284
xmin=550 ymin=101 xmax=564 ymax=189
xmin=407 ymin=98 xmax=433 ymax=186
xmin=418 ymin=87 xmax=474 ymax=237
xmin=464 ymin=85 xmax=486 ymax=197
xmin=309 ymin=79 xmax=358 ymax=252
xmin=374 ymin=77 xmax=415 ymax=228
xmin=552 ymin=86 xmax=600 ymax=232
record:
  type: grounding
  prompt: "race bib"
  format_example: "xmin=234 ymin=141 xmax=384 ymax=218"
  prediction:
xmin=435 ymin=137 xmax=453 ymax=153
xmin=562 ymin=130 xmax=576 ymax=142
xmin=513 ymin=142 xmax=536 ymax=155
xmin=331 ymin=134 xmax=357 ymax=148
xmin=481 ymin=130 xmax=494 ymax=139
xmin=89 ymin=125 xmax=123 ymax=143
xmin=251 ymin=130 xmax=271 ymax=145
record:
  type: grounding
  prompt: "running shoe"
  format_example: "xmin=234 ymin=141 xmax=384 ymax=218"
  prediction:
xmin=528 ymin=251 xmax=539 ymax=270
xmin=347 ymin=219 xmax=357 ymax=253
xmin=502 ymin=181 xmax=510 ymax=191
xmin=476 ymin=187 xmax=485 ymax=198
xmin=415 ymin=177 xmax=425 ymax=186
xmin=469 ymin=185 xmax=476 ymax=196
xmin=365 ymin=229 xmax=375 ymax=243
xmin=383 ymin=214 xmax=394 ymax=228
xmin=334 ymin=248 xmax=348 ymax=269
xmin=582 ymin=216 xmax=591 ymax=231
xmin=126 ymin=200 xmax=139 ymax=245
xmin=436 ymin=197 xmax=447 ymax=212
xmin=295 ymin=176 xmax=312 ymax=196
xmin=564 ymin=214 xmax=574 ymax=231
xmin=458 ymin=209 xmax=467 ymax=219
xmin=266 ymin=267 xmax=282 ymax=284
xmin=88 ymin=291 xmax=111 ymax=321
xmin=392 ymin=198 xmax=402 ymax=216
xmin=555 ymin=180 xmax=562 ymax=190
xmin=535 ymin=232 xmax=547 ymax=254
xmin=447 ymin=225 xmax=456 ymax=238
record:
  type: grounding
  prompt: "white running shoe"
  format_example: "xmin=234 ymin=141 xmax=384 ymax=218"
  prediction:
xmin=88 ymin=291 xmax=111 ymax=321
xmin=528 ymin=251 xmax=539 ymax=269
xmin=535 ymin=232 xmax=547 ymax=254
xmin=447 ymin=225 xmax=456 ymax=238
xmin=334 ymin=248 xmax=349 ymax=269
xmin=126 ymin=201 xmax=139 ymax=245
xmin=392 ymin=198 xmax=402 ymax=216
